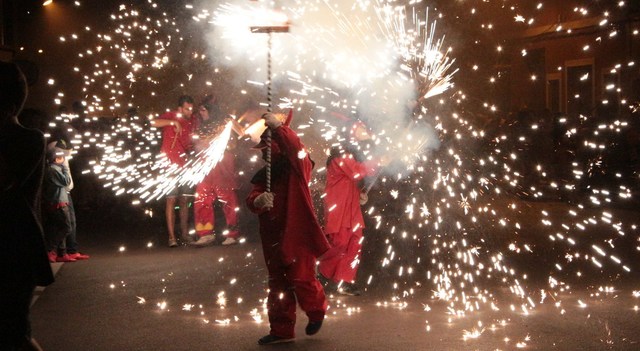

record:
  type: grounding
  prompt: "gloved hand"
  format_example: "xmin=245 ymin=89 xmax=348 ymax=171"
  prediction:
xmin=262 ymin=113 xmax=283 ymax=129
xmin=254 ymin=192 xmax=275 ymax=210
xmin=359 ymin=191 xmax=368 ymax=205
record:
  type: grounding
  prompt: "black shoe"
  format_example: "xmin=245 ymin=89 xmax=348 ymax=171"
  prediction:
xmin=305 ymin=319 xmax=323 ymax=335
xmin=338 ymin=283 xmax=361 ymax=296
xmin=258 ymin=334 xmax=294 ymax=345
xmin=179 ymin=234 xmax=195 ymax=244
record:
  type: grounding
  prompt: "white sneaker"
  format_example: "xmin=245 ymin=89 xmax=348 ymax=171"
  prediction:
xmin=192 ymin=234 xmax=215 ymax=247
xmin=221 ymin=237 xmax=238 ymax=246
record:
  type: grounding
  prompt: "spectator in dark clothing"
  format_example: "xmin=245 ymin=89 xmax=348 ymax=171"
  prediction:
xmin=0 ymin=61 xmax=55 ymax=350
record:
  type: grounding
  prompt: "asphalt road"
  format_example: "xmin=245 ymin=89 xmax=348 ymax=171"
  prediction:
xmin=29 ymin=197 xmax=640 ymax=350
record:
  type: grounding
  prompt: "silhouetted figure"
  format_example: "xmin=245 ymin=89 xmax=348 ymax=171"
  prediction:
xmin=0 ymin=62 xmax=54 ymax=350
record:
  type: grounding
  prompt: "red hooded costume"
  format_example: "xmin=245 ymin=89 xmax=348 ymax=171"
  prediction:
xmin=246 ymin=123 xmax=330 ymax=339
xmin=319 ymin=149 xmax=377 ymax=283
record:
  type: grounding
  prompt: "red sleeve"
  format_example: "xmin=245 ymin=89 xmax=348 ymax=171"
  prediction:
xmin=158 ymin=112 xmax=177 ymax=129
xmin=334 ymin=156 xmax=377 ymax=181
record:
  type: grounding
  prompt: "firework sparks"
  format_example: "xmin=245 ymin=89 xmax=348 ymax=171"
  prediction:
xmin=31 ymin=0 xmax=640 ymax=348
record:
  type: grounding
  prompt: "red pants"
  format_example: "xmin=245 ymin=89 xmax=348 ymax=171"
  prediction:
xmin=318 ymin=227 xmax=363 ymax=283
xmin=264 ymin=251 xmax=327 ymax=338
xmin=194 ymin=184 xmax=239 ymax=238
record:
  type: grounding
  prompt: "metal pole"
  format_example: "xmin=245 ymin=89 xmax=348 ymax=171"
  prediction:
xmin=250 ymin=23 xmax=289 ymax=194
xmin=266 ymin=32 xmax=272 ymax=193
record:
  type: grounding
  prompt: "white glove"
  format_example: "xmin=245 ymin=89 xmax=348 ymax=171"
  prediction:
xmin=262 ymin=113 xmax=282 ymax=129
xmin=254 ymin=192 xmax=275 ymax=210
xmin=359 ymin=192 xmax=368 ymax=205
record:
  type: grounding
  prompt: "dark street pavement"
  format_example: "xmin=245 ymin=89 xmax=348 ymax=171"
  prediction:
xmin=30 ymin=199 xmax=640 ymax=351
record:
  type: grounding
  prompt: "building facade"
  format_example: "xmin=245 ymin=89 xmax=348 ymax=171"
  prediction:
xmin=506 ymin=1 xmax=640 ymax=119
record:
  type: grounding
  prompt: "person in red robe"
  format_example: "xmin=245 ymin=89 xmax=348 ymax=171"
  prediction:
xmin=192 ymin=100 xmax=244 ymax=246
xmin=319 ymin=121 xmax=384 ymax=296
xmin=246 ymin=112 xmax=331 ymax=345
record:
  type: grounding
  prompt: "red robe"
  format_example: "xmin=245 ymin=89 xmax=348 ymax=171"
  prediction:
xmin=246 ymin=126 xmax=330 ymax=338
xmin=246 ymin=126 xmax=330 ymax=264
xmin=319 ymin=153 xmax=376 ymax=283
xmin=323 ymin=154 xmax=376 ymax=234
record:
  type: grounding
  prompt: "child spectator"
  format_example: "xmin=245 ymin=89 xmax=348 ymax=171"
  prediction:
xmin=48 ymin=139 xmax=90 ymax=260
xmin=43 ymin=146 xmax=76 ymax=262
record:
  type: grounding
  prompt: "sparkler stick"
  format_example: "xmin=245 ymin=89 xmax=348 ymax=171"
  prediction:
xmin=363 ymin=170 xmax=383 ymax=194
xmin=170 ymin=132 xmax=179 ymax=150
xmin=251 ymin=21 xmax=290 ymax=193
